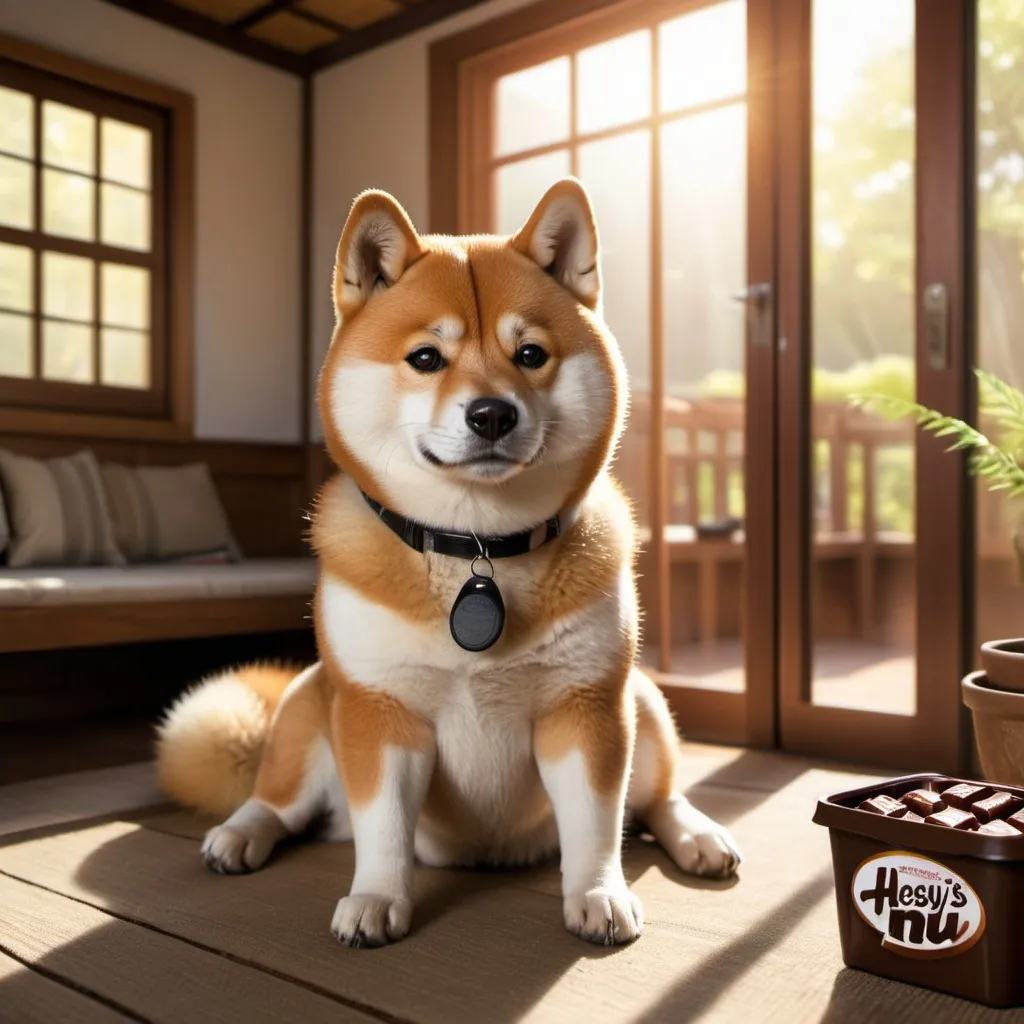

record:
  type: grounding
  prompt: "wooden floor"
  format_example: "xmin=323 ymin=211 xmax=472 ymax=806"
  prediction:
xmin=1 ymin=746 xmax=1021 ymax=1024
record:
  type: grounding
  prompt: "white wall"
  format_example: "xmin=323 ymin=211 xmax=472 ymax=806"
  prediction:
xmin=310 ymin=0 xmax=534 ymax=438
xmin=1 ymin=0 xmax=302 ymax=443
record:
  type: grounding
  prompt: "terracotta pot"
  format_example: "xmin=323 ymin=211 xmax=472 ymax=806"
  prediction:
xmin=962 ymin=671 xmax=1024 ymax=787
xmin=980 ymin=638 xmax=1024 ymax=693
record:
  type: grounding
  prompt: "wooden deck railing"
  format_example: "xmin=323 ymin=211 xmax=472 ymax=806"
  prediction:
xmin=615 ymin=390 xmax=1015 ymax=643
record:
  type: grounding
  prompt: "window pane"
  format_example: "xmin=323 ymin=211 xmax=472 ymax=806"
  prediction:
xmin=0 ymin=243 xmax=33 ymax=313
xmin=810 ymin=0 xmax=916 ymax=716
xmin=578 ymin=130 xmax=651 ymax=392
xmin=660 ymin=0 xmax=747 ymax=113
xmin=496 ymin=57 xmax=570 ymax=158
xmin=0 ymin=87 xmax=34 ymax=159
xmin=494 ymin=150 xmax=571 ymax=235
xmin=101 ymin=263 xmax=149 ymax=329
xmin=578 ymin=129 xmax=653 ymax=550
xmin=43 ymin=251 xmax=94 ymax=322
xmin=0 ymin=312 xmax=32 ymax=378
xmin=577 ymin=30 xmax=651 ymax=135
xmin=43 ymin=169 xmax=95 ymax=240
xmin=101 ymin=327 xmax=149 ymax=389
xmin=42 ymin=320 xmax=93 ymax=383
xmin=0 ymin=155 xmax=33 ymax=230
xmin=42 ymin=101 xmax=95 ymax=175
xmin=661 ymin=104 xmax=747 ymax=395
xmin=101 ymin=119 xmax=151 ymax=190
xmin=101 ymin=183 xmax=150 ymax=251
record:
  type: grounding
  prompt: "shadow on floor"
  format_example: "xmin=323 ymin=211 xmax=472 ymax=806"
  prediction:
xmin=634 ymin=866 xmax=835 ymax=1024
xmin=8 ymin=823 xmax=639 ymax=1024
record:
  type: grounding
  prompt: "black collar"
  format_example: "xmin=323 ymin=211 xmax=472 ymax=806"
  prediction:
xmin=362 ymin=492 xmax=562 ymax=560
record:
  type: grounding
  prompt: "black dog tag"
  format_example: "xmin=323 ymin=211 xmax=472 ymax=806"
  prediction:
xmin=450 ymin=574 xmax=505 ymax=652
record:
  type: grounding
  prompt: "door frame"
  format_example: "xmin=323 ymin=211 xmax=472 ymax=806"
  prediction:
xmin=430 ymin=0 xmax=779 ymax=748
xmin=774 ymin=0 xmax=974 ymax=771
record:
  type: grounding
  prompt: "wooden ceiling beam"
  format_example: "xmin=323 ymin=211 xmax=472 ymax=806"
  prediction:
xmin=100 ymin=0 xmax=306 ymax=73
xmin=231 ymin=0 xmax=297 ymax=32
xmin=306 ymin=0 xmax=491 ymax=71
xmin=290 ymin=7 xmax=350 ymax=34
xmin=100 ymin=0 xmax=496 ymax=75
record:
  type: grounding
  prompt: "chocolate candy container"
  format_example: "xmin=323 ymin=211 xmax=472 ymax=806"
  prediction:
xmin=814 ymin=773 xmax=1024 ymax=1007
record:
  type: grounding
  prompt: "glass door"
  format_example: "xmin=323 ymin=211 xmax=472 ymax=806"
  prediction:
xmin=458 ymin=0 xmax=777 ymax=745
xmin=776 ymin=0 xmax=971 ymax=770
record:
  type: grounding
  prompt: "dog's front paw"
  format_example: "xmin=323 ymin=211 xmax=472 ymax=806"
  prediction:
xmin=331 ymin=894 xmax=412 ymax=948
xmin=201 ymin=823 xmax=275 ymax=875
xmin=665 ymin=814 xmax=742 ymax=879
xmin=564 ymin=887 xmax=643 ymax=946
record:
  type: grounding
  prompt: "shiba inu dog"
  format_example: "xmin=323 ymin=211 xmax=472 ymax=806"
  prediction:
xmin=156 ymin=178 xmax=740 ymax=949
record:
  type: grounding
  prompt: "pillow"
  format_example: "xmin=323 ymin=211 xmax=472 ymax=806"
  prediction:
xmin=0 ymin=449 xmax=126 ymax=568
xmin=101 ymin=461 xmax=242 ymax=563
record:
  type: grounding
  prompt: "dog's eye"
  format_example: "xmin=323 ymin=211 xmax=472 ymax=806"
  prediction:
xmin=406 ymin=346 xmax=447 ymax=373
xmin=513 ymin=344 xmax=548 ymax=370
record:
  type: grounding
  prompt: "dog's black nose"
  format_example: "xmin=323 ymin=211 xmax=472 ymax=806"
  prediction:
xmin=466 ymin=397 xmax=518 ymax=442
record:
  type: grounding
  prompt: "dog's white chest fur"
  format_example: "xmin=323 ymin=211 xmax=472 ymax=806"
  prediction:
xmin=318 ymin=551 xmax=629 ymax=859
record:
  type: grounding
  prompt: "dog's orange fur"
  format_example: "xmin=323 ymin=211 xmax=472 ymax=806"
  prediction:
xmin=329 ymin=672 xmax=433 ymax=809
xmin=533 ymin=663 xmax=634 ymax=797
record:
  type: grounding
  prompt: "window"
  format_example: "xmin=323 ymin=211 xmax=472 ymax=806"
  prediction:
xmin=458 ymin=1 xmax=748 ymax=534
xmin=0 ymin=40 xmax=190 ymax=425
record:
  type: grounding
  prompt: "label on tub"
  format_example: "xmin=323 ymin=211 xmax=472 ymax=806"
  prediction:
xmin=852 ymin=851 xmax=986 ymax=958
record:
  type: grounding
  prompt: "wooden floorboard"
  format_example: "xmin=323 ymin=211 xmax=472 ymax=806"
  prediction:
xmin=0 ymin=874 xmax=378 ymax=1023
xmin=1 ymin=748 xmax=1022 ymax=1023
xmin=0 ymin=949 xmax=138 ymax=1024
xmin=0 ymin=762 xmax=164 ymax=841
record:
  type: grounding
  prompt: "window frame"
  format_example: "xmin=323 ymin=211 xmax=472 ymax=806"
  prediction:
xmin=0 ymin=33 xmax=193 ymax=439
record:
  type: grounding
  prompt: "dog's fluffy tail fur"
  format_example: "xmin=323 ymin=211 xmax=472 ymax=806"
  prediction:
xmin=155 ymin=663 xmax=301 ymax=819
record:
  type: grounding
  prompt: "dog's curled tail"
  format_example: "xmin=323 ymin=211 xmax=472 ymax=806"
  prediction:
xmin=155 ymin=663 xmax=300 ymax=819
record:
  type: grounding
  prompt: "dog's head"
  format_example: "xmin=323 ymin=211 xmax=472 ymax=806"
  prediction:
xmin=317 ymin=178 xmax=628 ymax=535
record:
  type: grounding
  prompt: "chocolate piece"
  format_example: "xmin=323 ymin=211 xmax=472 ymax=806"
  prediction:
xmin=900 ymin=789 xmax=946 ymax=815
xmin=926 ymin=806 xmax=979 ymax=830
xmin=978 ymin=819 xmax=1021 ymax=837
xmin=973 ymin=791 xmax=1024 ymax=824
xmin=859 ymin=795 xmax=908 ymax=817
xmin=942 ymin=783 xmax=993 ymax=810
xmin=902 ymin=811 xmax=925 ymax=823
xmin=1007 ymin=809 xmax=1024 ymax=832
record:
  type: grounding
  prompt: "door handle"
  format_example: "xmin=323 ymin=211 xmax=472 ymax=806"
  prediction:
xmin=923 ymin=282 xmax=949 ymax=370
xmin=732 ymin=282 xmax=773 ymax=348
xmin=732 ymin=282 xmax=772 ymax=304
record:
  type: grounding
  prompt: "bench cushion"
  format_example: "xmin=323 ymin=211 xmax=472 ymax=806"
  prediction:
xmin=0 ymin=559 xmax=317 ymax=608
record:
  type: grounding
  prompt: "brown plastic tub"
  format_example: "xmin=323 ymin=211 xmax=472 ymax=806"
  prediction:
xmin=814 ymin=773 xmax=1024 ymax=1008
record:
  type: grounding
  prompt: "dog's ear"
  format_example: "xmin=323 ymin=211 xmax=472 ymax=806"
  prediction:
xmin=510 ymin=177 xmax=600 ymax=309
xmin=334 ymin=190 xmax=424 ymax=318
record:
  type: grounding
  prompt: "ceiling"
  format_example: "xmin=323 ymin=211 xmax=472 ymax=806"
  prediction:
xmin=101 ymin=0 xmax=490 ymax=75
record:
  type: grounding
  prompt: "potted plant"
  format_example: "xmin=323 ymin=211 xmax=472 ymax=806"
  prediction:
xmin=857 ymin=370 xmax=1024 ymax=783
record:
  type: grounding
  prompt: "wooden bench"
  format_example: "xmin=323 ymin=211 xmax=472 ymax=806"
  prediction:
xmin=0 ymin=431 xmax=316 ymax=653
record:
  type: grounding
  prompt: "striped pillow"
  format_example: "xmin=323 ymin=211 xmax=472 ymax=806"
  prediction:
xmin=101 ymin=462 xmax=242 ymax=564
xmin=0 ymin=449 xmax=126 ymax=568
